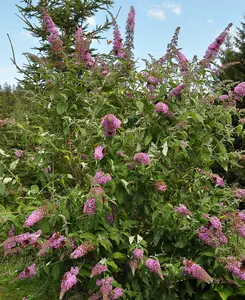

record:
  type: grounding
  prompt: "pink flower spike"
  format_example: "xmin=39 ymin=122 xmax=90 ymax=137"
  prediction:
xmin=234 ymin=82 xmax=245 ymax=97
xmin=83 ymin=197 xmax=96 ymax=215
xmin=145 ymin=258 xmax=164 ymax=280
xmin=70 ymin=241 xmax=94 ymax=259
xmin=17 ymin=264 xmax=36 ymax=280
xmin=59 ymin=267 xmax=79 ymax=299
xmin=183 ymin=260 xmax=212 ymax=283
xmin=155 ymin=102 xmax=169 ymax=114
xmin=92 ymin=171 xmax=112 ymax=185
xmin=90 ymin=264 xmax=107 ymax=278
xmin=101 ymin=114 xmax=121 ymax=137
xmin=111 ymin=287 xmax=123 ymax=299
xmin=125 ymin=6 xmax=136 ymax=57
xmin=133 ymin=153 xmax=150 ymax=166
xmin=24 ymin=206 xmax=46 ymax=227
xmin=133 ymin=248 xmax=144 ymax=260
xmin=169 ymin=84 xmax=186 ymax=98
xmin=154 ymin=180 xmax=167 ymax=192
xmin=96 ymin=277 xmax=114 ymax=298
xmin=174 ymin=204 xmax=192 ymax=216
xmin=94 ymin=145 xmax=105 ymax=161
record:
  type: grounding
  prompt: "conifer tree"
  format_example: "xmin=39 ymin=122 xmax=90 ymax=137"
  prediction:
xmin=219 ymin=13 xmax=245 ymax=82
xmin=14 ymin=0 xmax=114 ymax=86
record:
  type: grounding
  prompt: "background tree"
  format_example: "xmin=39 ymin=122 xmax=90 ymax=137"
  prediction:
xmin=14 ymin=0 xmax=114 ymax=86
xmin=219 ymin=13 xmax=245 ymax=82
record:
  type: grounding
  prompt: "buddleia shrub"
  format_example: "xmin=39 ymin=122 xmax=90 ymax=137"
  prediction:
xmin=2 ymin=5 xmax=245 ymax=300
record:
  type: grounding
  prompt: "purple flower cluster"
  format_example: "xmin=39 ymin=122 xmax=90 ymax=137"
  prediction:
xmin=174 ymin=204 xmax=192 ymax=216
xmin=176 ymin=50 xmax=188 ymax=74
xmin=155 ymin=102 xmax=169 ymax=114
xmin=169 ymin=84 xmax=186 ymax=98
xmin=209 ymin=173 xmax=225 ymax=187
xmin=133 ymin=248 xmax=144 ymax=260
xmin=147 ymin=75 xmax=160 ymax=92
xmin=234 ymin=82 xmax=245 ymax=97
xmin=96 ymin=276 xmax=114 ymax=298
xmin=133 ymin=152 xmax=150 ymax=166
xmin=17 ymin=264 xmax=36 ymax=280
xmin=198 ymin=216 xmax=227 ymax=248
xmin=15 ymin=150 xmax=24 ymax=158
xmin=101 ymin=114 xmax=121 ymax=137
xmin=125 ymin=6 xmax=136 ymax=56
xmin=153 ymin=180 xmax=168 ymax=192
xmin=38 ymin=232 xmax=66 ymax=256
xmin=24 ymin=206 xmax=46 ymax=227
xmin=75 ymin=27 xmax=95 ymax=68
xmin=83 ymin=197 xmax=96 ymax=215
xmin=94 ymin=145 xmax=105 ymax=161
xmin=225 ymin=257 xmax=245 ymax=280
xmin=107 ymin=211 xmax=115 ymax=225
xmin=230 ymin=213 xmax=245 ymax=238
xmin=145 ymin=258 xmax=163 ymax=280
xmin=112 ymin=22 xmax=125 ymax=58
xmin=3 ymin=230 xmax=42 ymax=256
xmin=88 ymin=291 xmax=102 ymax=300
xmin=43 ymin=13 xmax=64 ymax=55
xmin=233 ymin=188 xmax=245 ymax=199
xmin=92 ymin=171 xmax=112 ymax=185
xmin=183 ymin=260 xmax=212 ymax=283
xmin=201 ymin=23 xmax=232 ymax=65
xmin=219 ymin=95 xmax=230 ymax=101
xmin=90 ymin=263 xmax=107 ymax=278
xmin=70 ymin=241 xmax=94 ymax=259
xmin=8 ymin=224 xmax=15 ymax=237
xmin=59 ymin=267 xmax=79 ymax=299
xmin=89 ymin=280 xmax=123 ymax=300
xmin=111 ymin=287 xmax=123 ymax=299
xmin=129 ymin=249 xmax=144 ymax=275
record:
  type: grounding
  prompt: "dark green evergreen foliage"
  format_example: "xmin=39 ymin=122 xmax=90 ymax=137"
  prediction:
xmin=219 ymin=14 xmax=245 ymax=82
xmin=15 ymin=0 xmax=114 ymax=86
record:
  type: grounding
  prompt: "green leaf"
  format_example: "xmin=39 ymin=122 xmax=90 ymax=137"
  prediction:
xmin=31 ymin=185 xmax=39 ymax=194
xmin=107 ymin=260 xmax=119 ymax=271
xmin=215 ymin=286 xmax=234 ymax=300
xmin=0 ymin=181 xmax=5 ymax=195
xmin=159 ymin=84 xmax=167 ymax=96
xmin=136 ymin=101 xmax=144 ymax=113
xmin=144 ymin=134 xmax=152 ymax=146
xmin=52 ymin=264 xmax=60 ymax=280
xmin=237 ymin=124 xmax=243 ymax=135
xmin=111 ymin=252 xmax=126 ymax=261
xmin=56 ymin=101 xmax=68 ymax=115
xmin=10 ymin=159 xmax=19 ymax=170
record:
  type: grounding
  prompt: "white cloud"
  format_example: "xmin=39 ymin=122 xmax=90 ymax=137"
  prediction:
xmin=164 ymin=3 xmax=182 ymax=15
xmin=207 ymin=18 xmax=215 ymax=24
xmin=86 ymin=16 xmax=96 ymax=27
xmin=147 ymin=3 xmax=182 ymax=20
xmin=147 ymin=8 xmax=166 ymax=20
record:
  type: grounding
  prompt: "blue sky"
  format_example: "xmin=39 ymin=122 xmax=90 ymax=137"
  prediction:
xmin=1 ymin=0 xmax=245 ymax=86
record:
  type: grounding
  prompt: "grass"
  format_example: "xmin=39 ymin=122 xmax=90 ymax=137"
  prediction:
xmin=0 ymin=254 xmax=58 ymax=300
